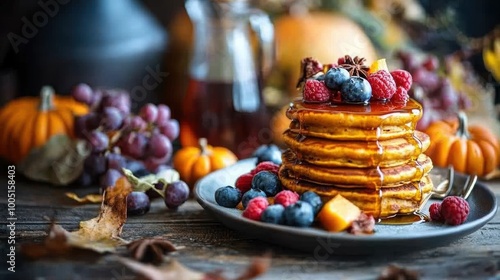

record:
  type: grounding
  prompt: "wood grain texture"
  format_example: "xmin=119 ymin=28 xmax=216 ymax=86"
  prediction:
xmin=0 ymin=178 xmax=499 ymax=280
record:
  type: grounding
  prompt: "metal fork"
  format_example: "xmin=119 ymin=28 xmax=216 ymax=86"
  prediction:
xmin=419 ymin=166 xmax=478 ymax=210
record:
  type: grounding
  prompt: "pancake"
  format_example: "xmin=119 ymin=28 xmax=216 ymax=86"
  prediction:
xmin=282 ymin=130 xmax=430 ymax=168
xmin=286 ymin=98 xmax=422 ymax=141
xmin=289 ymin=120 xmax=411 ymax=141
xmin=279 ymin=167 xmax=433 ymax=218
xmin=281 ymin=149 xmax=433 ymax=187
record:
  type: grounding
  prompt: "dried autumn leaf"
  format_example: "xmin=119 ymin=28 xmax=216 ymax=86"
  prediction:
xmin=21 ymin=177 xmax=132 ymax=258
xmin=65 ymin=192 xmax=103 ymax=203
xmin=118 ymin=254 xmax=271 ymax=280
xmin=18 ymin=135 xmax=90 ymax=186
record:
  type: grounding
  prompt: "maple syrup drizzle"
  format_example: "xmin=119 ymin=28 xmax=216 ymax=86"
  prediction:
xmin=378 ymin=212 xmax=429 ymax=225
xmin=284 ymin=98 xmax=428 ymax=221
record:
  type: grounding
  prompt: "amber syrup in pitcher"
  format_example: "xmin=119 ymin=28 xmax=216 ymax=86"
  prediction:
xmin=180 ymin=78 xmax=270 ymax=159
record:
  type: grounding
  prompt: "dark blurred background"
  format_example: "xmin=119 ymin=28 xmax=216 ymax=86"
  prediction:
xmin=0 ymin=0 xmax=498 ymax=115
xmin=0 ymin=0 xmax=184 ymax=109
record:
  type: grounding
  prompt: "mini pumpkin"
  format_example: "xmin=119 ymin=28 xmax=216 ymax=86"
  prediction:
xmin=173 ymin=138 xmax=237 ymax=188
xmin=424 ymin=111 xmax=500 ymax=177
xmin=0 ymin=86 xmax=89 ymax=164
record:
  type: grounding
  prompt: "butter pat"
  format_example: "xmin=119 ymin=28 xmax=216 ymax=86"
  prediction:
xmin=317 ymin=194 xmax=361 ymax=232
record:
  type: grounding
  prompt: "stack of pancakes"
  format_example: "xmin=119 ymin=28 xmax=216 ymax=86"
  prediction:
xmin=279 ymin=99 xmax=434 ymax=218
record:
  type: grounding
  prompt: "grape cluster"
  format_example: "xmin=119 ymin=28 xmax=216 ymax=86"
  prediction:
xmin=396 ymin=52 xmax=471 ymax=130
xmin=71 ymin=83 xmax=180 ymax=191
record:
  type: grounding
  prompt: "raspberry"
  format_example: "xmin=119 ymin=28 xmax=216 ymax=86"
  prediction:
xmin=367 ymin=70 xmax=396 ymax=100
xmin=252 ymin=161 xmax=280 ymax=175
xmin=235 ymin=173 xmax=253 ymax=193
xmin=274 ymin=190 xmax=299 ymax=207
xmin=242 ymin=197 xmax=269 ymax=221
xmin=391 ymin=86 xmax=409 ymax=104
xmin=390 ymin=69 xmax=412 ymax=91
xmin=440 ymin=196 xmax=470 ymax=225
xmin=303 ymin=80 xmax=330 ymax=103
xmin=429 ymin=202 xmax=443 ymax=222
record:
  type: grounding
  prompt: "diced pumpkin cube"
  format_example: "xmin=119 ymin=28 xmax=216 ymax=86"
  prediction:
xmin=368 ymin=58 xmax=389 ymax=74
xmin=317 ymin=194 xmax=361 ymax=232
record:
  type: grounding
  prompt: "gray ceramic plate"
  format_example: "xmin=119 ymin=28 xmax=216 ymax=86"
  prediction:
xmin=194 ymin=159 xmax=498 ymax=255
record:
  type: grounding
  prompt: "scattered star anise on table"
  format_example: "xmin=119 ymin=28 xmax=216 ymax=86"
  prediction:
xmin=378 ymin=264 xmax=420 ymax=280
xmin=127 ymin=237 xmax=176 ymax=264
xmin=339 ymin=55 xmax=370 ymax=79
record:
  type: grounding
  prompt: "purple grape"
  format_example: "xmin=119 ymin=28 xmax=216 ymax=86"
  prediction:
xmin=156 ymin=104 xmax=171 ymax=125
xmin=84 ymin=154 xmax=107 ymax=177
xmin=422 ymin=55 xmax=439 ymax=71
xmin=74 ymin=115 xmax=90 ymax=138
xmin=158 ymin=119 xmax=180 ymax=141
xmin=89 ymin=89 xmax=103 ymax=108
xmin=100 ymin=90 xmax=131 ymax=115
xmin=146 ymin=133 xmax=172 ymax=159
xmin=101 ymin=107 xmax=123 ymax=130
xmin=124 ymin=116 xmax=147 ymax=132
xmin=124 ymin=159 xmax=148 ymax=176
xmin=85 ymin=112 xmax=101 ymax=131
xmin=139 ymin=103 xmax=158 ymax=123
xmin=126 ymin=192 xmax=150 ymax=216
xmin=71 ymin=83 xmax=93 ymax=105
xmin=77 ymin=171 xmax=94 ymax=186
xmin=106 ymin=153 xmax=126 ymax=170
xmin=86 ymin=131 xmax=109 ymax=153
xmin=439 ymin=79 xmax=458 ymax=109
xmin=143 ymin=153 xmax=170 ymax=172
xmin=99 ymin=169 xmax=122 ymax=192
xmin=146 ymin=182 xmax=164 ymax=200
xmin=164 ymin=181 xmax=189 ymax=209
xmin=412 ymin=69 xmax=440 ymax=92
xmin=396 ymin=51 xmax=419 ymax=72
xmin=118 ymin=132 xmax=148 ymax=159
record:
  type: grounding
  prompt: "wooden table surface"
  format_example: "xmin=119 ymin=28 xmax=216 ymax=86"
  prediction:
xmin=1 ymin=174 xmax=499 ymax=280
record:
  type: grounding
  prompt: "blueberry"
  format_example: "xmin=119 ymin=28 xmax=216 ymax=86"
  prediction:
xmin=252 ymin=171 xmax=281 ymax=196
xmin=283 ymin=201 xmax=315 ymax=227
xmin=324 ymin=67 xmax=350 ymax=90
xmin=261 ymin=204 xmax=285 ymax=224
xmin=215 ymin=186 xmax=242 ymax=208
xmin=253 ymin=144 xmax=282 ymax=165
xmin=340 ymin=76 xmax=372 ymax=104
xmin=241 ymin=189 xmax=266 ymax=209
xmin=300 ymin=191 xmax=323 ymax=215
xmin=315 ymin=74 xmax=325 ymax=81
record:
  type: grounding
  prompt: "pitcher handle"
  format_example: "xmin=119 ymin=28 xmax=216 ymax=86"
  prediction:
xmin=249 ymin=9 xmax=275 ymax=78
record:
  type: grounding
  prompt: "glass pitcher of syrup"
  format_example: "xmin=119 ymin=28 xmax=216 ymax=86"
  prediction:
xmin=181 ymin=0 xmax=274 ymax=158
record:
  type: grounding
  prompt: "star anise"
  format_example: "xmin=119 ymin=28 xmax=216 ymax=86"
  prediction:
xmin=378 ymin=264 xmax=419 ymax=280
xmin=339 ymin=55 xmax=370 ymax=79
xmin=127 ymin=237 xmax=176 ymax=264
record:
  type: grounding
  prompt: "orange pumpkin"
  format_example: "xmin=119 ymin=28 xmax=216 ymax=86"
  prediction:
xmin=173 ymin=138 xmax=238 ymax=188
xmin=424 ymin=112 xmax=500 ymax=176
xmin=0 ymin=86 xmax=89 ymax=164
